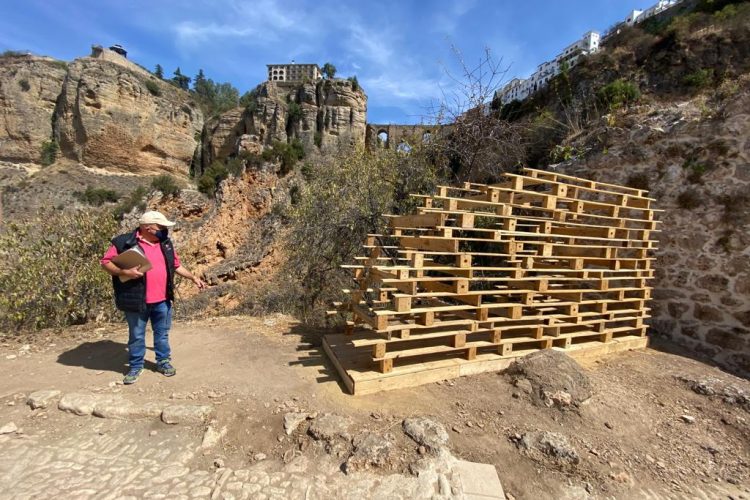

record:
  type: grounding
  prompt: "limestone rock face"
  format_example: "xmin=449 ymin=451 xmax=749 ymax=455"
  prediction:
xmin=0 ymin=55 xmax=67 ymax=163
xmin=201 ymin=79 xmax=367 ymax=170
xmin=55 ymin=57 xmax=203 ymax=175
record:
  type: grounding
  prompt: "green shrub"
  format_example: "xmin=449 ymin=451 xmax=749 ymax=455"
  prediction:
xmin=240 ymin=87 xmax=260 ymax=112
xmin=145 ymin=79 xmax=161 ymax=96
xmin=597 ymin=79 xmax=640 ymax=111
xmin=251 ymin=146 xmax=444 ymax=322
xmin=262 ymin=139 xmax=305 ymax=175
xmin=287 ymin=101 xmax=303 ymax=124
xmin=40 ymin=140 xmax=58 ymax=166
xmin=74 ymin=186 xmax=119 ymax=206
xmin=0 ymin=209 xmax=119 ymax=330
xmin=238 ymin=150 xmax=264 ymax=169
xmin=151 ymin=174 xmax=180 ymax=197
xmin=347 ymin=76 xmax=360 ymax=91
xmin=683 ymin=158 xmax=709 ymax=183
xmin=50 ymin=60 xmax=68 ymax=72
xmin=113 ymin=186 xmax=147 ymax=220
xmin=683 ymin=68 xmax=714 ymax=89
xmin=1 ymin=50 xmax=27 ymax=57
xmin=226 ymin=158 xmax=244 ymax=176
xmin=18 ymin=79 xmax=30 ymax=91
xmin=197 ymin=161 xmax=229 ymax=197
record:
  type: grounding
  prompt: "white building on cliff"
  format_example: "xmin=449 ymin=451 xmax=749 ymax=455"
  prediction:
xmin=497 ymin=0 xmax=681 ymax=105
xmin=498 ymin=31 xmax=600 ymax=105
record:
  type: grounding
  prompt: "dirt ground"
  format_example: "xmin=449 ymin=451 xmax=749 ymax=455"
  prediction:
xmin=0 ymin=315 xmax=748 ymax=499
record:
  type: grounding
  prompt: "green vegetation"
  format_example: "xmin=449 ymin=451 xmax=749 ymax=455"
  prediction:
xmin=193 ymin=69 xmax=240 ymax=116
xmin=0 ymin=209 xmax=119 ymax=331
xmin=347 ymin=75 xmax=360 ymax=91
xmin=154 ymin=64 xmax=164 ymax=79
xmin=683 ymin=158 xmax=710 ymax=183
xmin=171 ymin=67 xmax=191 ymax=91
xmin=262 ymin=139 xmax=305 ymax=175
xmin=40 ymin=140 xmax=58 ymax=166
xmin=198 ymin=161 xmax=229 ymax=197
xmin=240 ymin=87 xmax=261 ymax=112
xmin=151 ymin=174 xmax=181 ymax=197
xmin=145 ymin=79 xmax=161 ymax=96
xmin=287 ymin=101 xmax=303 ymax=123
xmin=314 ymin=131 xmax=323 ymax=148
xmin=1 ymin=50 xmax=28 ymax=57
xmin=18 ymin=79 xmax=30 ymax=92
xmin=683 ymin=68 xmax=714 ymax=88
xmin=321 ymin=62 xmax=337 ymax=79
xmin=73 ymin=186 xmax=119 ymax=206
xmin=249 ymin=146 xmax=444 ymax=321
xmin=226 ymin=158 xmax=244 ymax=176
xmin=113 ymin=186 xmax=147 ymax=220
xmin=597 ymin=79 xmax=640 ymax=111
xmin=50 ymin=60 xmax=68 ymax=72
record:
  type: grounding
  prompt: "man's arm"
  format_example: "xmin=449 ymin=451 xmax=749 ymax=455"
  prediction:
xmin=100 ymin=244 xmax=143 ymax=279
xmin=101 ymin=261 xmax=144 ymax=280
xmin=175 ymin=266 xmax=206 ymax=289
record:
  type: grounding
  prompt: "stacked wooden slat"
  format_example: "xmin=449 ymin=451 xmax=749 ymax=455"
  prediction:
xmin=330 ymin=168 xmax=660 ymax=376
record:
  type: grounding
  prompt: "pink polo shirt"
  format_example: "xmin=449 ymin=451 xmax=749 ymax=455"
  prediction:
xmin=101 ymin=231 xmax=181 ymax=304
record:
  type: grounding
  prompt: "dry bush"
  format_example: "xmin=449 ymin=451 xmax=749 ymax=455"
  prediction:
xmin=0 ymin=209 xmax=120 ymax=331
xmin=257 ymin=146 xmax=446 ymax=323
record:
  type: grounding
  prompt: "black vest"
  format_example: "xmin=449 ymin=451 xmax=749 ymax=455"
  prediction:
xmin=110 ymin=230 xmax=176 ymax=312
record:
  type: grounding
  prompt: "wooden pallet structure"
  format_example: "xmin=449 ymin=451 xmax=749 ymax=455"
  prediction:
xmin=323 ymin=168 xmax=661 ymax=394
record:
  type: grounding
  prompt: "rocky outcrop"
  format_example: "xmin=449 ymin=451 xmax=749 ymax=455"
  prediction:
xmin=0 ymin=54 xmax=67 ymax=163
xmin=55 ymin=56 xmax=203 ymax=175
xmin=201 ymin=79 xmax=366 ymax=171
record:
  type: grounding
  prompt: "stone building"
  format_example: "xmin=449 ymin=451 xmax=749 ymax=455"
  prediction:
xmin=267 ymin=63 xmax=321 ymax=82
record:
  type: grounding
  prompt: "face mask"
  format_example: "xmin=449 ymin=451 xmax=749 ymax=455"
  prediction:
xmin=155 ymin=229 xmax=168 ymax=241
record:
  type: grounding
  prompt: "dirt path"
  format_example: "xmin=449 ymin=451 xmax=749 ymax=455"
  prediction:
xmin=0 ymin=315 xmax=748 ymax=499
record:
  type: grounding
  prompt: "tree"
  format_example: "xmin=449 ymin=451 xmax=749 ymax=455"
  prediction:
xmin=321 ymin=62 xmax=337 ymax=79
xmin=427 ymin=46 xmax=524 ymax=182
xmin=193 ymin=69 xmax=208 ymax=95
xmin=154 ymin=64 xmax=163 ymax=79
xmin=172 ymin=67 xmax=191 ymax=91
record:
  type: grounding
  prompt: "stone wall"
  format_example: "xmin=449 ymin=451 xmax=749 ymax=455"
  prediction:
xmin=559 ymin=84 xmax=750 ymax=376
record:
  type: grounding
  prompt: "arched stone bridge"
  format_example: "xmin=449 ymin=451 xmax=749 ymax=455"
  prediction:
xmin=365 ymin=123 xmax=445 ymax=151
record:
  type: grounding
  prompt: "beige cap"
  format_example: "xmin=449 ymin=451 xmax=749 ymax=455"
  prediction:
xmin=138 ymin=210 xmax=175 ymax=227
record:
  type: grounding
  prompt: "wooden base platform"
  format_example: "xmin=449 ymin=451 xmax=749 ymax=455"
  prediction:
xmin=323 ymin=333 xmax=649 ymax=395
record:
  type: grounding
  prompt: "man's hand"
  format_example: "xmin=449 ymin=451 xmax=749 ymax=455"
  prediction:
xmin=192 ymin=276 xmax=207 ymax=290
xmin=120 ymin=266 xmax=144 ymax=279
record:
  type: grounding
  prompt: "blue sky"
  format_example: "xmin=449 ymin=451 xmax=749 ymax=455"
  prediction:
xmin=1 ymin=0 xmax=648 ymax=124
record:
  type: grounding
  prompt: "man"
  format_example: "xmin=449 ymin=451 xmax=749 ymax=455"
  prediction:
xmin=100 ymin=210 xmax=205 ymax=385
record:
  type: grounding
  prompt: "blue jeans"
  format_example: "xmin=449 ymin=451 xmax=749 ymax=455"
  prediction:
xmin=124 ymin=301 xmax=172 ymax=370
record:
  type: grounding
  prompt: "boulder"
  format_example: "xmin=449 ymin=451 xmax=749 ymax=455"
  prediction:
xmin=402 ymin=417 xmax=450 ymax=450
xmin=506 ymin=350 xmax=592 ymax=410
xmin=26 ymin=389 xmax=61 ymax=410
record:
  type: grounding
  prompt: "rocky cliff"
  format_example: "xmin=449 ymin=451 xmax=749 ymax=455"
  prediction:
xmin=0 ymin=50 xmax=203 ymax=176
xmin=0 ymin=54 xmax=67 ymax=164
xmin=201 ymin=79 xmax=366 ymax=171
xmin=55 ymin=56 xmax=203 ymax=175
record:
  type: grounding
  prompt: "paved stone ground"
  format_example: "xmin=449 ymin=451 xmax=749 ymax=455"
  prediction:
xmin=0 ymin=417 xmax=463 ymax=500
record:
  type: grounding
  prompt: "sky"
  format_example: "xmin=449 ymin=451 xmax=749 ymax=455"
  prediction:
xmin=0 ymin=0 xmax=650 ymax=124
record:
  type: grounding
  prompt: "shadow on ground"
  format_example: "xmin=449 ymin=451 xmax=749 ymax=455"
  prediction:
xmin=57 ymin=340 xmax=157 ymax=373
xmin=285 ymin=323 xmax=350 ymax=393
